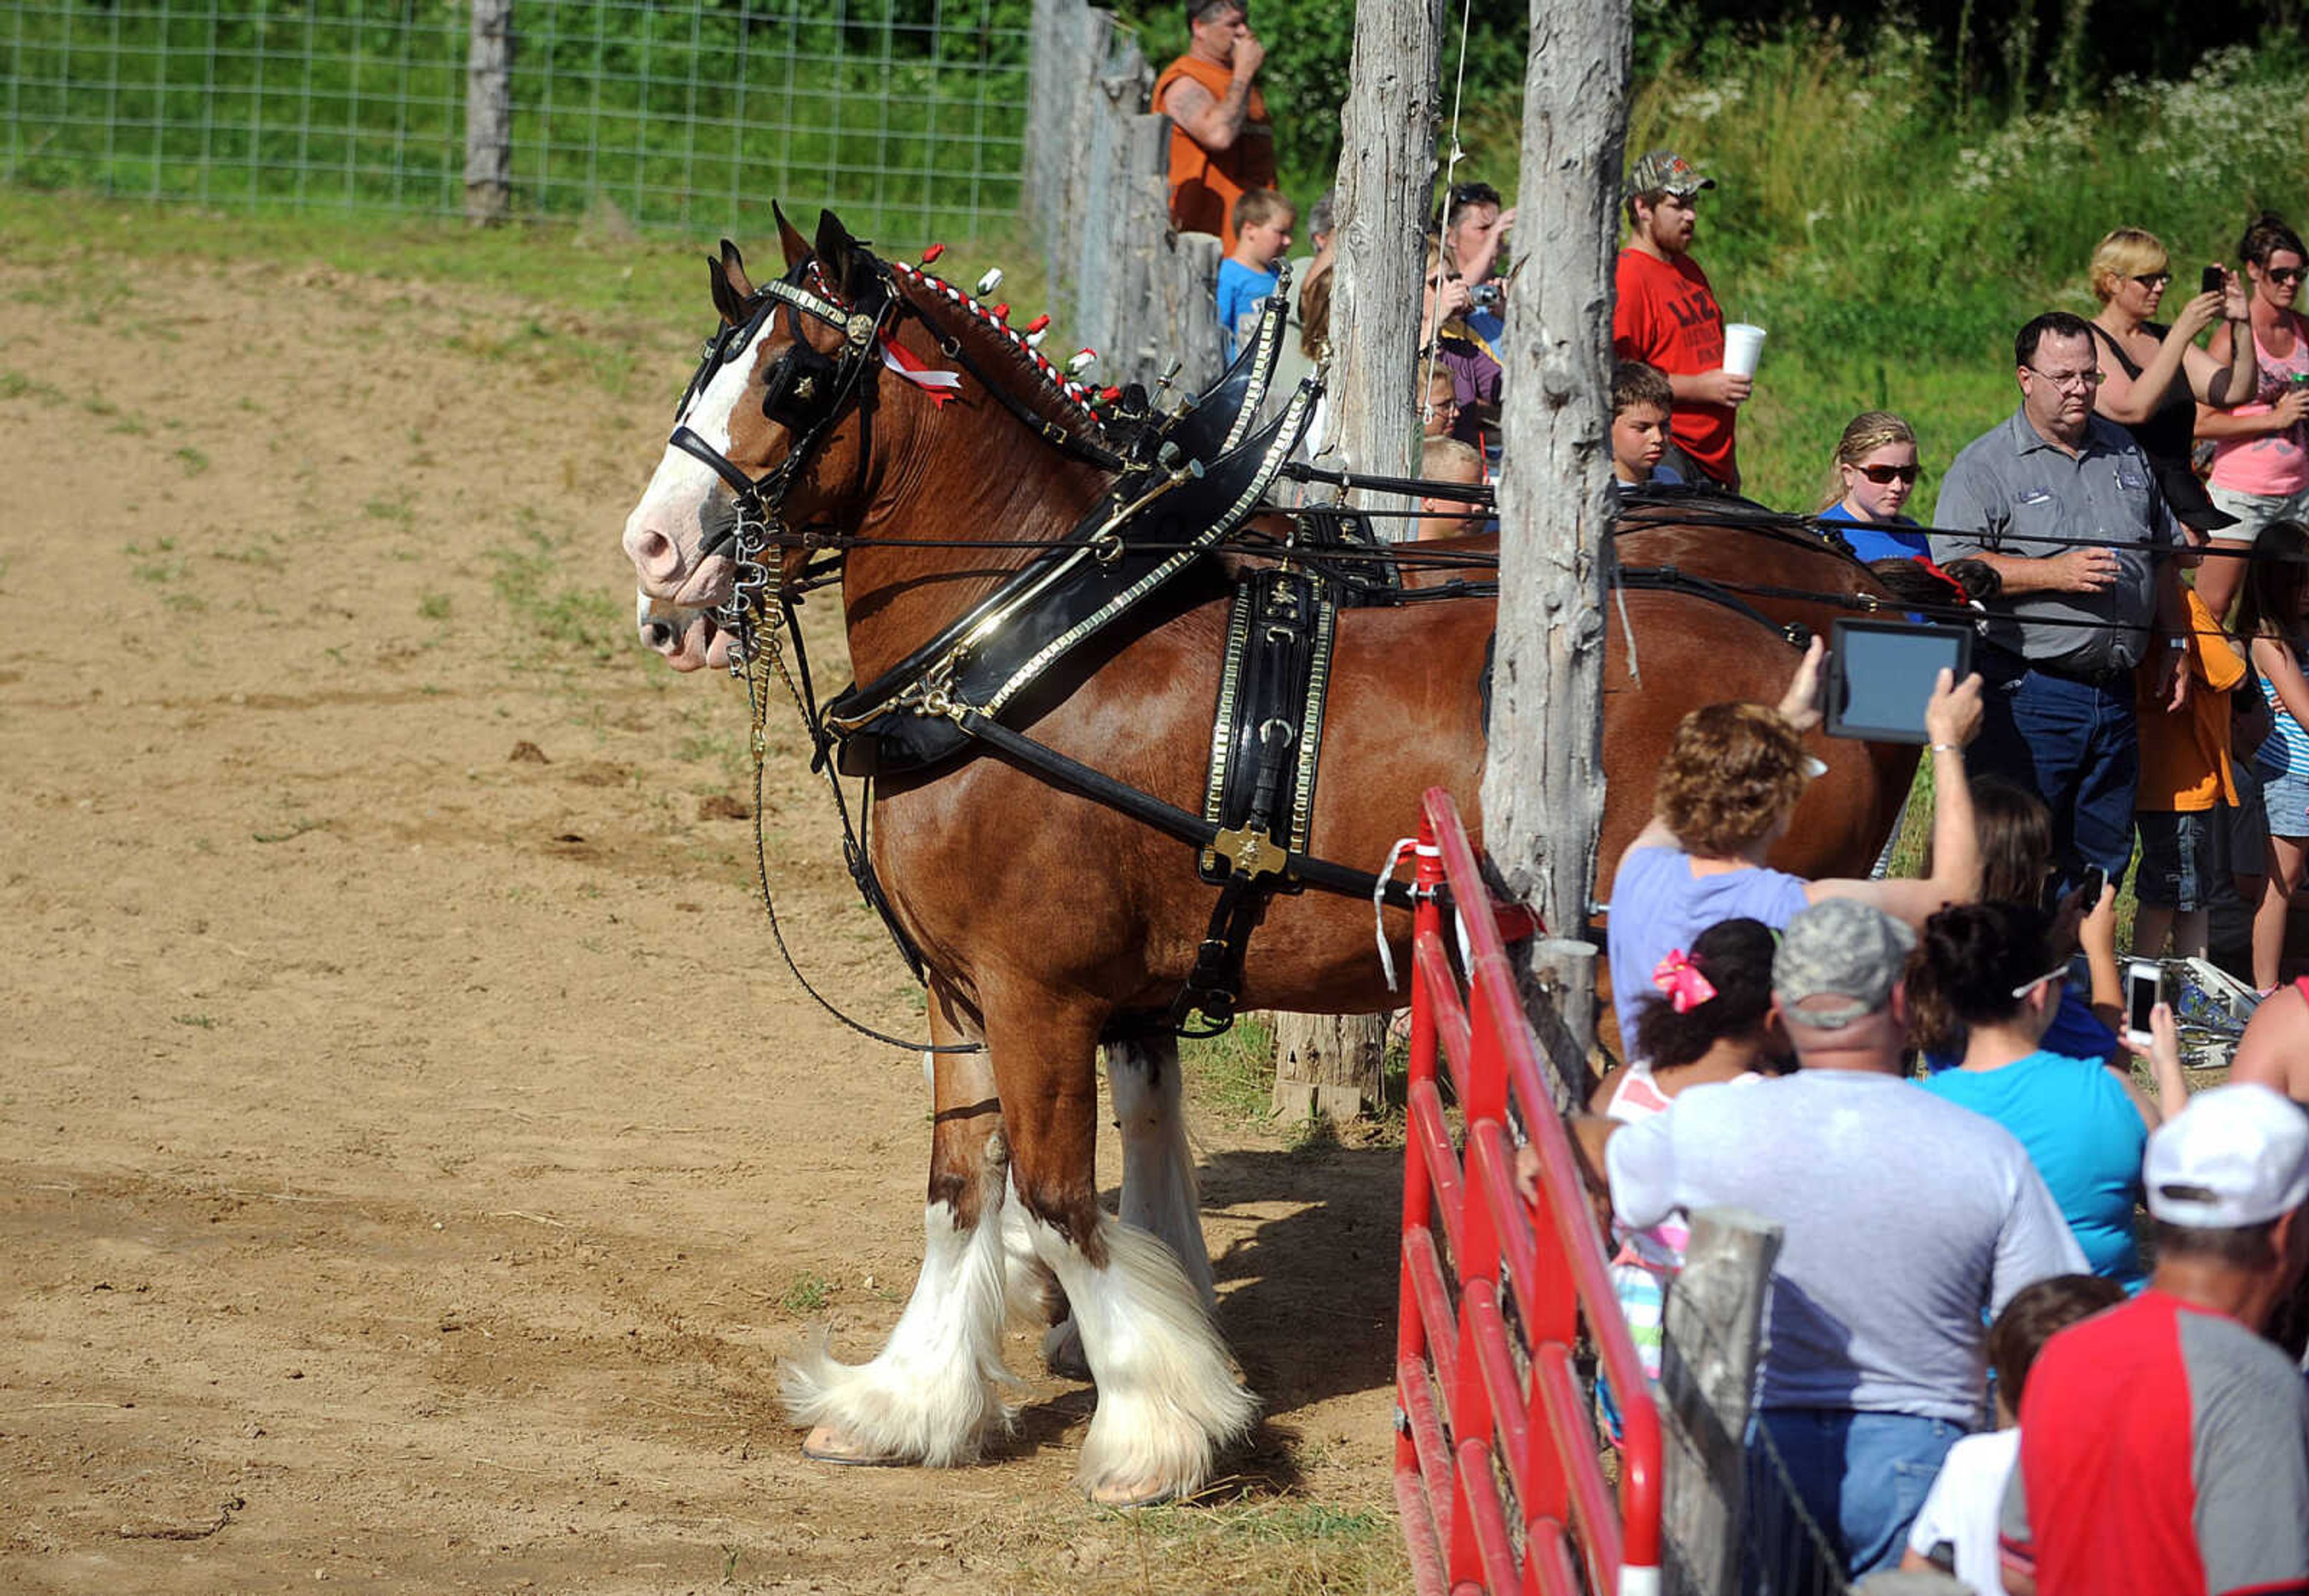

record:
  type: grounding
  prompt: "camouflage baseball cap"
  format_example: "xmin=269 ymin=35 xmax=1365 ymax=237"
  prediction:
xmin=1625 ymin=150 xmax=1716 ymax=201
xmin=1772 ymin=898 xmax=1913 ymax=1030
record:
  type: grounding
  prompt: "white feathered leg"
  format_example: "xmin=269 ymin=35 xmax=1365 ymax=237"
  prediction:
xmin=1108 ymin=1036 xmax=1216 ymax=1308
xmin=782 ymin=1159 xmax=1016 ymax=1467
xmin=1041 ymin=1037 xmax=1214 ymax=1380
xmin=1023 ymin=1208 xmax=1257 ymax=1504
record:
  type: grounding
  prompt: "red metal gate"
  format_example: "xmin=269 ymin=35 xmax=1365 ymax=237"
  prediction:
xmin=1394 ymin=787 xmax=1662 ymax=1596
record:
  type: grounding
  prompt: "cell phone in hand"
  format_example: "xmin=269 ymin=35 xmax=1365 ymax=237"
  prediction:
xmin=2076 ymin=862 xmax=2106 ymax=907
xmin=2203 ymin=264 xmax=2225 ymax=297
xmin=2125 ymin=959 xmax=2165 ymax=1047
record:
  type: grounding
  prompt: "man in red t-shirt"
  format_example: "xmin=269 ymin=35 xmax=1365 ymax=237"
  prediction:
xmin=2000 ymin=1082 xmax=2309 ymax=1595
xmin=1611 ymin=150 xmax=1748 ymax=491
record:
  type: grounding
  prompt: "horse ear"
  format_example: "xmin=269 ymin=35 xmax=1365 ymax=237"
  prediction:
xmin=774 ymin=201 xmax=811 ymax=269
xmin=814 ymin=209 xmax=868 ymax=299
xmin=718 ymin=238 xmax=757 ymax=302
xmin=707 ymin=252 xmax=743 ymax=325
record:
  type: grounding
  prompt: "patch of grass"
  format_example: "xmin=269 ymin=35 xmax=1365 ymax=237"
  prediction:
xmin=213 ymin=543 xmax=285 ymax=571
xmin=417 ymin=592 xmax=452 ymax=622
xmin=173 ymin=444 xmax=209 ymax=476
xmin=487 ymin=520 xmax=626 ymax=666
xmin=172 ymin=1013 xmax=218 ymax=1029
xmin=1178 ymin=1014 xmax=1277 ymax=1128
xmin=1 ymin=369 xmax=68 ymax=405
xmin=363 ymin=493 xmax=414 ymax=526
xmin=777 ymin=1272 xmax=832 ymax=1314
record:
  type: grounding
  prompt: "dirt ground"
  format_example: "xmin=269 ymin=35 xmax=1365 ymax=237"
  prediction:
xmin=0 ymin=236 xmax=1409 ymax=1593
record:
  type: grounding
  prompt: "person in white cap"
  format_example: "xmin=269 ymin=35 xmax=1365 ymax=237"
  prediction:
xmin=1584 ymin=897 xmax=2083 ymax=1579
xmin=1998 ymin=1083 xmax=2309 ymax=1595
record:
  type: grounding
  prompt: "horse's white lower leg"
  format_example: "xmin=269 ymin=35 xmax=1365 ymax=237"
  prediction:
xmin=1026 ymin=1209 xmax=1256 ymax=1503
xmin=1108 ymin=1037 xmax=1215 ymax=1308
xmin=1041 ymin=1039 xmax=1213 ymax=1381
xmin=781 ymin=1168 xmax=1014 ymax=1467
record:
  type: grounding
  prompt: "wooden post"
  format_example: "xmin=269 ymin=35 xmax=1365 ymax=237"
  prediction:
xmin=1476 ymin=0 xmax=1631 ymax=1081
xmin=462 ymin=0 xmax=513 ymax=227
xmin=1270 ymin=0 xmax=1444 ymax=1121
xmin=1853 ymin=1574 xmax=1976 ymax=1596
xmin=1659 ymin=1206 xmax=1782 ymax=1596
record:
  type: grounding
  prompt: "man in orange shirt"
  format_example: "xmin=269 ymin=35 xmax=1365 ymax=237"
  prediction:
xmin=1152 ymin=1 xmax=1275 ymax=253
xmin=1612 ymin=150 xmax=1749 ymax=491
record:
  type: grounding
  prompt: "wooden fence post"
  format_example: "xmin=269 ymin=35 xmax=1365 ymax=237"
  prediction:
xmin=1268 ymin=0 xmax=1443 ymax=1123
xmin=1659 ymin=1206 xmax=1782 ymax=1596
xmin=463 ymin=0 xmax=512 ymax=227
xmin=1854 ymin=1574 xmax=1976 ymax=1596
xmin=1476 ymin=0 xmax=1630 ymax=966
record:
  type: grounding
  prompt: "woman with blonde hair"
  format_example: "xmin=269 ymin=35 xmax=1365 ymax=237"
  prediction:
xmin=2086 ymin=227 xmax=2255 ymax=594
xmin=1818 ymin=411 xmax=1930 ymax=562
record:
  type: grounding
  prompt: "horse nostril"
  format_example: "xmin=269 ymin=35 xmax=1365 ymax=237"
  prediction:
xmin=645 ymin=621 xmax=675 ymax=649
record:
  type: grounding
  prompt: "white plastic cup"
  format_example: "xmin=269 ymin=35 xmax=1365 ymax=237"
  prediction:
xmin=1722 ymin=322 xmax=1766 ymax=378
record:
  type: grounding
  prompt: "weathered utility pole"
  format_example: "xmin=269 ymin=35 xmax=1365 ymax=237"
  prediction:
xmin=1270 ymin=0 xmax=1445 ymax=1122
xmin=1476 ymin=0 xmax=1631 ymax=1106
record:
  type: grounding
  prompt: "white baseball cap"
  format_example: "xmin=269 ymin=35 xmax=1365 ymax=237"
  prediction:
xmin=2144 ymin=1083 xmax=2309 ymax=1229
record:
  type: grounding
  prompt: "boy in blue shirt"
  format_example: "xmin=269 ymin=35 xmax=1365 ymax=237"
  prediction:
xmin=1610 ymin=360 xmax=1683 ymax=491
xmin=1215 ymin=188 xmax=1294 ymax=363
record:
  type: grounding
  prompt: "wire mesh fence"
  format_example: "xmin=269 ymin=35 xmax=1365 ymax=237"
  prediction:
xmin=2 ymin=0 xmax=1031 ymax=241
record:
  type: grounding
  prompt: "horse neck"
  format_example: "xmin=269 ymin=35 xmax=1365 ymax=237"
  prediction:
xmin=834 ymin=303 xmax=1113 ymax=684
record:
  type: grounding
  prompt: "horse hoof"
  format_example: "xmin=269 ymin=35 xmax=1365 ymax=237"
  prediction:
xmin=1088 ymin=1476 xmax=1180 ymax=1509
xmin=800 ymin=1425 xmax=909 ymax=1467
xmin=1042 ymin=1319 xmax=1091 ymax=1382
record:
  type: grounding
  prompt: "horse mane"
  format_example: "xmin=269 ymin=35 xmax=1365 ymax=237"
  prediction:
xmin=883 ymin=258 xmax=1115 ymax=453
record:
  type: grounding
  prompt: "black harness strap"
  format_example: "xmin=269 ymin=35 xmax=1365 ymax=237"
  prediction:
xmin=952 ymin=708 xmax=1418 ymax=911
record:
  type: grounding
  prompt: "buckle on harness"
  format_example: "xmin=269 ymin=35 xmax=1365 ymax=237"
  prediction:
xmin=1210 ymin=824 xmax=1288 ymax=882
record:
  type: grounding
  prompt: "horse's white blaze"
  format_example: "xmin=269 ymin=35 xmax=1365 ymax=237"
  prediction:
xmin=621 ymin=320 xmax=762 ymax=609
xmin=1021 ymin=1209 xmax=1255 ymax=1502
xmin=1108 ymin=1040 xmax=1215 ymax=1310
xmin=780 ymin=1188 xmax=1017 ymax=1467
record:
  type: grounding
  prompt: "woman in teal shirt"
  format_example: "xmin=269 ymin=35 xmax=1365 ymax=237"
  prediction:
xmin=1907 ymin=901 xmax=2189 ymax=1286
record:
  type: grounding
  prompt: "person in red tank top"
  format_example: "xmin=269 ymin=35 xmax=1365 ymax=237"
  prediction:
xmin=1152 ymin=2 xmax=1275 ymax=253
xmin=1612 ymin=150 xmax=1750 ymax=491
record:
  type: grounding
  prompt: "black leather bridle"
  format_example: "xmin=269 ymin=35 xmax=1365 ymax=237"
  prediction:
xmin=663 ymin=260 xmax=901 ymax=651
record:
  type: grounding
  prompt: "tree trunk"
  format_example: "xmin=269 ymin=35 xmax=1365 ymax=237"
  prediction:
xmin=462 ymin=0 xmax=513 ymax=227
xmin=1271 ymin=0 xmax=1445 ymax=1121
xmin=1475 ymin=0 xmax=1630 ymax=1108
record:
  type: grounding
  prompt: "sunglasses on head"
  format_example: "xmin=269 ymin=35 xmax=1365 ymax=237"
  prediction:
xmin=1853 ymin=462 xmax=1920 ymax=484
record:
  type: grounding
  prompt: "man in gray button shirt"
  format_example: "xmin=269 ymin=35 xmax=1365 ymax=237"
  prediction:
xmin=1930 ymin=310 xmax=2191 ymax=888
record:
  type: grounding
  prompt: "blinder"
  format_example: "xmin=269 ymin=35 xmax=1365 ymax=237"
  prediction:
xmin=662 ymin=265 xmax=896 ymax=624
xmin=761 ymin=336 xmax=842 ymax=432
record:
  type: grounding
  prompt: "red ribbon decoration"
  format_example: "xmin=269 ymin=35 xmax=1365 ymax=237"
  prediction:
xmin=877 ymin=331 xmax=961 ymax=408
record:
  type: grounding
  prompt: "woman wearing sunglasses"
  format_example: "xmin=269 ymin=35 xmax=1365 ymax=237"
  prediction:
xmin=2198 ymin=213 xmax=2309 ymax=611
xmin=2086 ymin=230 xmax=2254 ymax=575
xmin=1818 ymin=411 xmax=1930 ymax=562
xmin=1909 ymin=900 xmax=2188 ymax=1291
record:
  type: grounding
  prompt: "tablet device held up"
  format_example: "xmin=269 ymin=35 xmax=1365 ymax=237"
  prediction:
xmin=1824 ymin=619 xmax=1972 ymax=744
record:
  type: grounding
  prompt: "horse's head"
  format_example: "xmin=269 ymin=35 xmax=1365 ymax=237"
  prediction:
xmin=621 ymin=207 xmax=893 ymax=671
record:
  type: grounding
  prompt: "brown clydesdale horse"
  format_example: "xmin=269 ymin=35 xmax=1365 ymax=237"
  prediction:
xmin=617 ymin=212 xmax=1911 ymax=1505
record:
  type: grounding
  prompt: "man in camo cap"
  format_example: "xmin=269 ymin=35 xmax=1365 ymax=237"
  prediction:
xmin=1591 ymin=898 xmax=2082 ymax=1576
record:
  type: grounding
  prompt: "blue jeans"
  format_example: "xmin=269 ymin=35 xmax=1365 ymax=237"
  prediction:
xmin=1969 ymin=660 xmax=2141 ymax=888
xmin=1752 ymin=1407 xmax=1964 ymax=1579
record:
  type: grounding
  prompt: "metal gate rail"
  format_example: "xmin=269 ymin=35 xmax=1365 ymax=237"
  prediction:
xmin=1395 ymin=786 xmax=1662 ymax=1596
